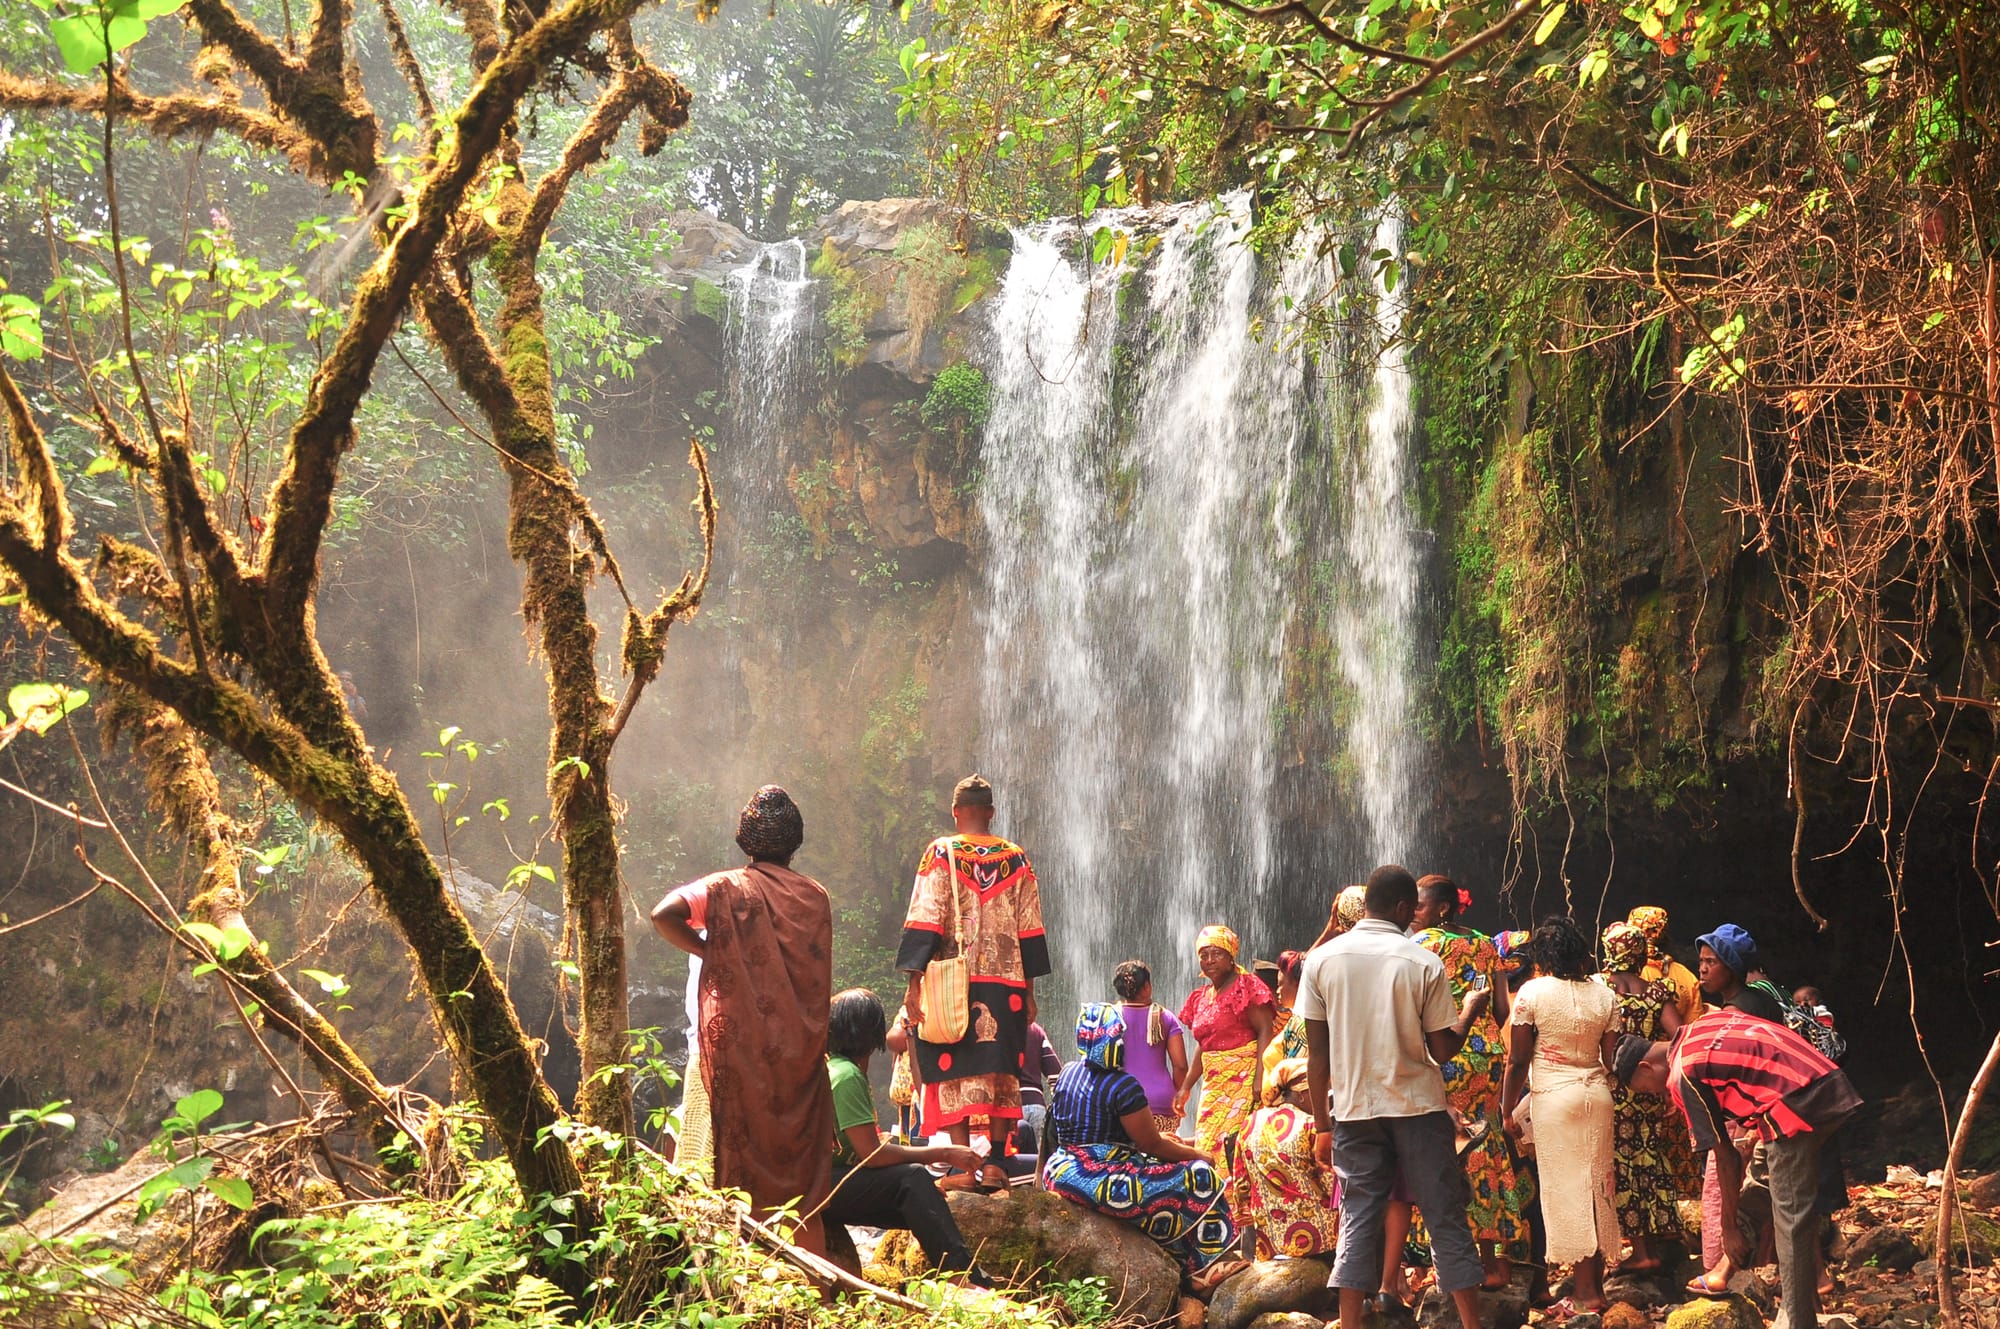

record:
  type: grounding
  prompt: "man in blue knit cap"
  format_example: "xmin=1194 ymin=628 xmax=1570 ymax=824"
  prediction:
xmin=1695 ymin=923 xmax=1788 ymax=1023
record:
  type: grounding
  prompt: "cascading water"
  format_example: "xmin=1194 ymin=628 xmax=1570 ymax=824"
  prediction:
xmin=723 ymin=237 xmax=816 ymax=498
xmin=1329 ymin=213 xmax=1424 ymax=869
xmin=972 ymin=196 xmax=1426 ymax=1005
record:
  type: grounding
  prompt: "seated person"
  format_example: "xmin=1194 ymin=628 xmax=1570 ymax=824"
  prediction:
xmin=1041 ymin=1003 xmax=1245 ymax=1293
xmin=1234 ymin=1057 xmax=1338 ymax=1259
xmin=825 ymin=989 xmax=992 ymax=1285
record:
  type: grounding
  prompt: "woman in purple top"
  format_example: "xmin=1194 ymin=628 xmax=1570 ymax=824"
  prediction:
xmin=1113 ymin=960 xmax=1190 ymax=1131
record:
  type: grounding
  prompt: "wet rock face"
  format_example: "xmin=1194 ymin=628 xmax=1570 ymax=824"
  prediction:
xmin=943 ymin=1186 xmax=1181 ymax=1324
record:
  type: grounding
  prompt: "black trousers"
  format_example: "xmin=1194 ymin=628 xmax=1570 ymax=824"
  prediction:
xmin=825 ymin=1162 xmax=976 ymax=1274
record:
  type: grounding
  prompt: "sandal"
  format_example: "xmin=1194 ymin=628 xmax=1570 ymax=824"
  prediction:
xmin=1548 ymin=1297 xmax=1609 ymax=1321
xmin=936 ymin=1169 xmax=983 ymax=1193
xmin=976 ymin=1164 xmax=1009 ymax=1192
xmin=1684 ymin=1270 xmax=1731 ymax=1297
xmin=1189 ymin=1259 xmax=1251 ymax=1297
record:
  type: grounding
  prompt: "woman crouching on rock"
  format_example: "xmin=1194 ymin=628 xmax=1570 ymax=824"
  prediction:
xmin=1041 ymin=1003 xmax=1248 ymax=1294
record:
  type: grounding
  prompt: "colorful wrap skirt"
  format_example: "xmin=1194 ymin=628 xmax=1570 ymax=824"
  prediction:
xmin=1043 ymin=1142 xmax=1237 ymax=1274
xmin=1233 ymin=1103 xmax=1338 ymax=1259
xmin=1194 ymin=1040 xmax=1258 ymax=1158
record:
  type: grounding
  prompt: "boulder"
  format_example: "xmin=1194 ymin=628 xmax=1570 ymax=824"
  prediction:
xmin=944 ymin=1187 xmax=1181 ymax=1324
xmin=1965 ymin=1173 xmax=2000 ymax=1211
xmin=1248 ymin=1316 xmax=1325 ymax=1329
xmin=1206 ymin=1258 xmax=1336 ymax=1329
xmin=1916 ymin=1208 xmax=2000 ymax=1266
xmin=1664 ymin=1293 xmax=1766 ymax=1329
xmin=1562 ymin=1314 xmax=1602 ymax=1329
xmin=1604 ymin=1301 xmax=1652 ymax=1329
xmin=1845 ymin=1225 xmax=1924 ymax=1273
xmin=1605 ymin=1267 xmax=1691 ymax=1310
xmin=1415 ymin=1279 xmax=1529 ymax=1329
xmin=1726 ymin=1269 xmax=1776 ymax=1315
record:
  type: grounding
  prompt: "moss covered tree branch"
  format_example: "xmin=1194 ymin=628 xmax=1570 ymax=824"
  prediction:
xmin=254 ymin=0 xmax=647 ymax=642
xmin=0 ymin=368 xmax=579 ymax=1202
xmin=0 ymin=73 xmax=323 ymax=182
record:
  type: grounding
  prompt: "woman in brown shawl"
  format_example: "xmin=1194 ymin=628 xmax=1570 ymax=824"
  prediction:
xmin=653 ymin=786 xmax=834 ymax=1251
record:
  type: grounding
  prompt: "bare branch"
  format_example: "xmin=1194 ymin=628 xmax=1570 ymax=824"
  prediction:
xmin=608 ymin=440 xmax=716 ymax=744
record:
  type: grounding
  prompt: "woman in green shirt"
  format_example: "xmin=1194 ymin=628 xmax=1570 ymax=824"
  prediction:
xmin=824 ymin=989 xmax=992 ymax=1285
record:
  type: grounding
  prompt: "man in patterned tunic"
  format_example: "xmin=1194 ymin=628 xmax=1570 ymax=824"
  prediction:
xmin=898 ymin=774 xmax=1051 ymax=1186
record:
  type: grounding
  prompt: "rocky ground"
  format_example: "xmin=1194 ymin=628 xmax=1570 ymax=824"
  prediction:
xmin=862 ymin=1164 xmax=2000 ymax=1329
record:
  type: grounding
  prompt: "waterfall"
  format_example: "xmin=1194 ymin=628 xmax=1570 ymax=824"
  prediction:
xmin=723 ymin=237 xmax=816 ymax=496
xmin=1330 ymin=213 xmax=1423 ymax=867
xmin=973 ymin=197 xmax=1425 ymax=1006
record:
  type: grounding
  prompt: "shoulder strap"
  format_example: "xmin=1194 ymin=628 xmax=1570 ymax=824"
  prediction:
xmin=942 ymin=837 xmax=963 ymax=952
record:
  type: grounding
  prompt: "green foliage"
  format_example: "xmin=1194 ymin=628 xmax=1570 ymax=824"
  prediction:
xmin=815 ymin=240 xmax=882 ymax=370
xmin=636 ymin=0 xmax=923 ymax=240
xmin=1040 ymin=1276 xmax=1114 ymax=1325
xmin=920 ymin=363 xmax=991 ymax=435
xmin=2 ymin=1122 xmax=1066 ymax=1329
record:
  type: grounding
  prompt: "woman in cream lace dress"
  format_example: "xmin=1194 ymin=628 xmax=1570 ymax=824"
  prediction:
xmin=1501 ymin=917 xmax=1622 ymax=1311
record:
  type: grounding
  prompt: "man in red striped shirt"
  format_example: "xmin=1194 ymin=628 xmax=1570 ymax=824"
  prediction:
xmin=1620 ymin=1010 xmax=1861 ymax=1329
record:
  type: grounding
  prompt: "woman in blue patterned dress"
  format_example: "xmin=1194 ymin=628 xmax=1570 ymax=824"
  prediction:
xmin=1042 ymin=1004 xmax=1243 ymax=1289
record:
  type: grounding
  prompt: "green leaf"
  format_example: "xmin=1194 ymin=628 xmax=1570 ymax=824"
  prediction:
xmin=204 ymin=1176 xmax=253 ymax=1210
xmin=115 ymin=0 xmax=191 ymax=20
xmin=174 ymin=1089 xmax=223 ymax=1126
xmin=7 ymin=682 xmax=89 ymax=734
xmin=83 ymin=455 xmax=119 ymax=476
xmin=50 ymin=10 xmax=148 ymax=74
xmin=0 ymin=294 xmax=44 ymax=362
xmin=1533 ymin=2 xmax=1566 ymax=45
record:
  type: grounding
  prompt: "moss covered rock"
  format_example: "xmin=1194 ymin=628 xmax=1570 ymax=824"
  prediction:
xmin=1664 ymin=1293 xmax=1765 ymax=1329
xmin=945 ymin=1186 xmax=1180 ymax=1323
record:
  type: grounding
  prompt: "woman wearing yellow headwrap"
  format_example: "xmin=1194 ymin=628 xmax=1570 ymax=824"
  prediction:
xmin=1600 ymin=920 xmax=1697 ymax=1271
xmin=1627 ymin=906 xmax=1704 ymax=1023
xmin=1173 ymin=925 xmax=1276 ymax=1162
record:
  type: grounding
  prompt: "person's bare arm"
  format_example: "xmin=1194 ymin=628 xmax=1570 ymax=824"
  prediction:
xmin=902 ymin=973 xmax=924 ymax=1029
xmin=1490 ymin=966 xmax=1511 ymax=1030
xmin=1500 ymin=1024 xmax=1535 ymax=1138
xmin=1598 ymin=1027 xmax=1622 ymax=1075
xmin=650 ymin=894 xmax=704 ymax=959
xmin=1167 ymin=1030 xmax=1189 ymax=1090
xmin=1424 ymin=986 xmax=1490 ymax=1065
xmin=1307 ymin=1017 xmax=1332 ymax=1167
xmin=1659 ymin=998 xmax=1683 ymax=1038
xmin=1248 ymin=1003 xmax=1275 ymax=1107
xmin=843 ymin=1121 xmax=981 ymax=1172
xmin=1123 ymin=1107 xmax=1210 ymax=1166
xmin=1174 ymin=1047 xmax=1203 ymax=1116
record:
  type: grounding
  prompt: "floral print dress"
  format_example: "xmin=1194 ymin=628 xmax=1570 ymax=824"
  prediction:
xmin=1416 ymin=926 xmax=1532 ymax=1247
xmin=1607 ymin=976 xmax=1700 ymax=1239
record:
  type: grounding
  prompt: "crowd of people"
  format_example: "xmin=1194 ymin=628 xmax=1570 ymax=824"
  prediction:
xmin=651 ymin=778 xmax=1862 ymax=1329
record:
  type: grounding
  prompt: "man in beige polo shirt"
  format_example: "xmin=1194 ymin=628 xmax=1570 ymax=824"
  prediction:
xmin=1299 ymin=864 xmax=1491 ymax=1329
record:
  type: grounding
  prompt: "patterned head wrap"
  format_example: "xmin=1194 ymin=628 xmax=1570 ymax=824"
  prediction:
xmin=1335 ymin=886 xmax=1367 ymax=930
xmin=1494 ymin=929 xmax=1531 ymax=974
xmin=1075 ymin=1002 xmax=1127 ymax=1072
xmin=1264 ymin=1057 xmax=1310 ymax=1106
xmin=1196 ymin=925 xmax=1240 ymax=959
xmin=1602 ymin=921 xmax=1650 ymax=972
xmin=1628 ymin=906 xmax=1669 ymax=941
xmin=735 ymin=785 xmax=804 ymax=862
